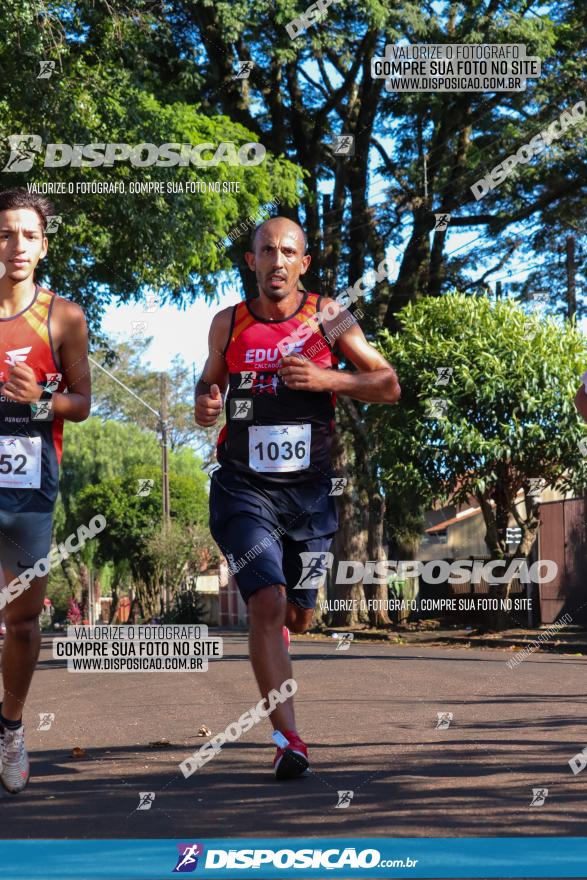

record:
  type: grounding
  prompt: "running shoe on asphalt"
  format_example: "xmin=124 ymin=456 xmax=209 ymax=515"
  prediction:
xmin=273 ymin=730 xmax=309 ymax=780
xmin=282 ymin=625 xmax=291 ymax=650
xmin=1 ymin=724 xmax=30 ymax=793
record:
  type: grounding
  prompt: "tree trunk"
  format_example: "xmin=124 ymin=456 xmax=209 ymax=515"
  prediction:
xmin=383 ymin=206 xmax=433 ymax=332
xmin=60 ymin=553 xmax=79 ymax=598
xmin=330 ymin=428 xmax=365 ymax=627
xmin=79 ymin=563 xmax=90 ymax=621
xmin=363 ymin=475 xmax=391 ymax=627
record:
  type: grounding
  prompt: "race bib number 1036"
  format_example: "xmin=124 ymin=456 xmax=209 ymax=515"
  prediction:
xmin=248 ymin=424 xmax=311 ymax=473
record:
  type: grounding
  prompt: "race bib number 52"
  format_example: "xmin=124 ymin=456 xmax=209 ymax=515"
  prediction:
xmin=0 ymin=436 xmax=42 ymax=489
xmin=248 ymin=424 xmax=311 ymax=473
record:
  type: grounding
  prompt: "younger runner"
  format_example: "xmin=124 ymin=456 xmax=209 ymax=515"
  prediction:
xmin=0 ymin=188 xmax=91 ymax=793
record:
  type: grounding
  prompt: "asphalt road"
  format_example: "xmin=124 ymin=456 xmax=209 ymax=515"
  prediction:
xmin=1 ymin=629 xmax=586 ymax=849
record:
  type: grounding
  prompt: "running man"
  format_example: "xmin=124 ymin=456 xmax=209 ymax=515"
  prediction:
xmin=0 ymin=189 xmax=91 ymax=793
xmin=575 ymin=371 xmax=587 ymax=422
xmin=195 ymin=216 xmax=400 ymax=778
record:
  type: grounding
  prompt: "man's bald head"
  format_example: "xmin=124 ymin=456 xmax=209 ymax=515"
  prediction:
xmin=244 ymin=215 xmax=311 ymax=302
xmin=249 ymin=216 xmax=308 ymax=255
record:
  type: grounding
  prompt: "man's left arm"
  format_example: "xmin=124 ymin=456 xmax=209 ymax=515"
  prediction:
xmin=278 ymin=302 xmax=400 ymax=404
xmin=575 ymin=372 xmax=587 ymax=422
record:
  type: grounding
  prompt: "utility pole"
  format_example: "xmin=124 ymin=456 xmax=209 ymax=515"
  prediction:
xmin=159 ymin=372 xmax=171 ymax=615
xmin=566 ymin=235 xmax=576 ymax=319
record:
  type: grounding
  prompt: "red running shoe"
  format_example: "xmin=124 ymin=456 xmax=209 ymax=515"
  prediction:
xmin=273 ymin=730 xmax=309 ymax=779
xmin=282 ymin=626 xmax=291 ymax=650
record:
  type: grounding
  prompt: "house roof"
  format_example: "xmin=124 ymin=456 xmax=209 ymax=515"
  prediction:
xmin=426 ymin=489 xmax=526 ymax=533
xmin=426 ymin=506 xmax=482 ymax=533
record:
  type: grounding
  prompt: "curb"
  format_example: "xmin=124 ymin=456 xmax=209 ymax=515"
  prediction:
xmin=310 ymin=627 xmax=587 ymax=655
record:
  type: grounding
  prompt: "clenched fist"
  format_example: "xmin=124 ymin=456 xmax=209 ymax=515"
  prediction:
xmin=195 ymin=383 xmax=223 ymax=427
xmin=2 ymin=363 xmax=43 ymax=404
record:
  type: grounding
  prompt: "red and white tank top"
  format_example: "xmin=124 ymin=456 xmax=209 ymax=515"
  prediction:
xmin=216 ymin=292 xmax=338 ymax=484
xmin=0 ymin=284 xmax=67 ymax=512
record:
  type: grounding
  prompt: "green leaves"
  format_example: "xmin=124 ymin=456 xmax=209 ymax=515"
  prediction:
xmin=0 ymin=2 xmax=305 ymax=334
xmin=374 ymin=292 xmax=587 ymax=522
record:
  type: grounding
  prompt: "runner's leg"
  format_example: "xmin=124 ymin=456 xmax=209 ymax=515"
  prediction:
xmin=248 ymin=583 xmax=296 ymax=732
xmin=0 ymin=564 xmax=48 ymax=720
xmin=285 ymin=604 xmax=314 ymax=633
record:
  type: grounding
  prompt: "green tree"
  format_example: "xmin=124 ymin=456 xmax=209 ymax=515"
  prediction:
xmin=72 ymin=464 xmax=211 ymax=617
xmin=5 ymin=0 xmax=586 ymax=628
xmin=0 ymin=1 xmax=303 ymax=337
xmin=54 ymin=420 xmax=209 ymax=610
xmin=145 ymin=519 xmax=216 ymax=620
xmin=373 ymin=292 xmax=587 ymax=625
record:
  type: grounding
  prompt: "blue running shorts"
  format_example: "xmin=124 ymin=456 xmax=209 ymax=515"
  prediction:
xmin=209 ymin=466 xmax=338 ymax=609
xmin=0 ymin=509 xmax=54 ymax=581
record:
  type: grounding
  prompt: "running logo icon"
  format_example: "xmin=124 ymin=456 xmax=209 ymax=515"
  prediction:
xmin=433 ymin=213 xmax=451 ymax=232
xmin=2 ymin=135 xmax=42 ymax=173
xmin=136 ymin=792 xmax=155 ymax=810
xmin=335 ymin=790 xmax=354 ymax=808
xmin=333 ymin=135 xmax=355 ymax=156
xmin=237 ymin=371 xmax=256 ymax=390
xmin=530 ymin=788 xmax=548 ymax=806
xmin=426 ymin=398 xmax=448 ymax=419
xmin=45 ymin=215 xmax=62 ymax=233
xmin=230 ymin=399 xmax=253 ymax=420
xmin=436 ymin=712 xmax=453 ymax=729
xmin=44 ymin=372 xmax=62 ymax=393
xmin=250 ymin=372 xmax=281 ymax=396
xmin=329 ymin=477 xmax=347 ymax=495
xmin=293 ymin=551 xmax=333 ymax=589
xmin=173 ymin=843 xmax=204 ymax=873
xmin=435 ymin=366 xmax=453 ymax=385
xmin=234 ymin=60 xmax=254 ymax=79
xmin=37 ymin=712 xmax=55 ymax=731
xmin=335 ymin=633 xmax=354 ymax=651
xmin=37 ymin=60 xmax=56 ymax=79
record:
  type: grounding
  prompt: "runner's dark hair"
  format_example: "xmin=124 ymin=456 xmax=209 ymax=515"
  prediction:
xmin=0 ymin=188 xmax=54 ymax=233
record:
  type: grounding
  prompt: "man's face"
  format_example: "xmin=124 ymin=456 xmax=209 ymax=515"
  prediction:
xmin=0 ymin=208 xmax=47 ymax=283
xmin=245 ymin=220 xmax=310 ymax=301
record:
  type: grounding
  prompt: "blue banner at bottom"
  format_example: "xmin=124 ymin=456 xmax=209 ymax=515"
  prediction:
xmin=0 ymin=837 xmax=584 ymax=879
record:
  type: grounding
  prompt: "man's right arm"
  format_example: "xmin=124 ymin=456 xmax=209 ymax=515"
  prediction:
xmin=194 ymin=309 xmax=232 ymax=428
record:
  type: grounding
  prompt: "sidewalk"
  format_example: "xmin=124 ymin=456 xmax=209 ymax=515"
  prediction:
xmin=312 ymin=624 xmax=587 ymax=655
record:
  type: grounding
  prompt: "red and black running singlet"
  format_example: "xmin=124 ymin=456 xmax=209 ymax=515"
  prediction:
xmin=0 ymin=284 xmax=67 ymax=512
xmin=216 ymin=292 xmax=338 ymax=484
